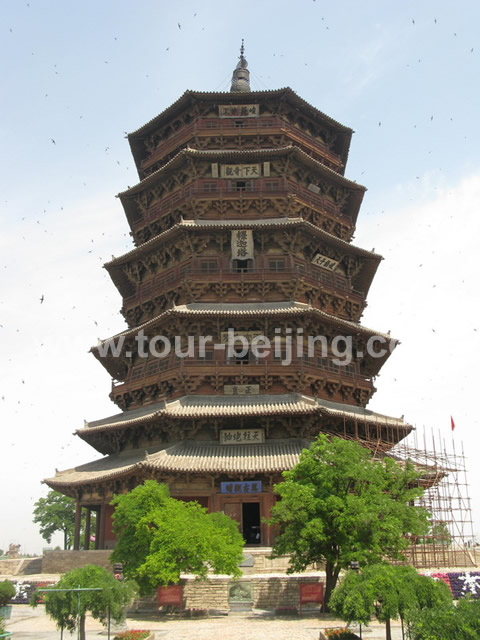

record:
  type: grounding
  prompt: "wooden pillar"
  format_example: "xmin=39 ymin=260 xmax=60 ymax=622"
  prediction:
xmin=73 ymin=503 xmax=82 ymax=551
xmin=98 ymin=503 xmax=106 ymax=550
xmin=83 ymin=508 xmax=91 ymax=550
xmin=95 ymin=507 xmax=101 ymax=550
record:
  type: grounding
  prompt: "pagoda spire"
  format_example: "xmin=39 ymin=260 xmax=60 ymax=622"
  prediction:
xmin=230 ymin=39 xmax=251 ymax=93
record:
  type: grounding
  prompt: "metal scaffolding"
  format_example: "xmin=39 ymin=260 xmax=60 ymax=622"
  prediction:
xmin=390 ymin=428 xmax=476 ymax=568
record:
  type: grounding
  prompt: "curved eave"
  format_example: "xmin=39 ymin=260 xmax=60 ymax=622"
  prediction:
xmin=127 ymin=87 xmax=353 ymax=168
xmin=118 ymin=145 xmax=366 ymax=230
xmin=105 ymin=217 xmax=382 ymax=298
xmin=76 ymin=394 xmax=411 ymax=455
xmin=93 ymin=301 xmax=395 ymax=353
xmin=91 ymin=302 xmax=397 ymax=381
xmin=119 ymin=145 xmax=366 ymax=199
xmin=45 ymin=438 xmax=312 ymax=493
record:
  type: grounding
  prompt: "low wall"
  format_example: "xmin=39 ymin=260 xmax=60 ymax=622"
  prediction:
xmin=129 ymin=575 xmax=324 ymax=613
xmin=42 ymin=550 xmax=112 ymax=573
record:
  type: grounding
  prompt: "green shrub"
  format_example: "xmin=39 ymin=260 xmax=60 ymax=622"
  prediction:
xmin=0 ymin=580 xmax=15 ymax=607
xmin=113 ymin=631 xmax=150 ymax=640
xmin=408 ymin=597 xmax=480 ymax=639
xmin=324 ymin=629 xmax=360 ymax=639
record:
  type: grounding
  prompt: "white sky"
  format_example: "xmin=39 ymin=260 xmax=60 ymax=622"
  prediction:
xmin=1 ymin=0 xmax=479 ymax=554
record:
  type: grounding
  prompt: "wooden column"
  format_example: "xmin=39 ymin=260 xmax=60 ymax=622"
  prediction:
xmin=83 ymin=508 xmax=91 ymax=550
xmin=73 ymin=503 xmax=82 ymax=551
xmin=95 ymin=507 xmax=101 ymax=550
xmin=98 ymin=503 xmax=106 ymax=550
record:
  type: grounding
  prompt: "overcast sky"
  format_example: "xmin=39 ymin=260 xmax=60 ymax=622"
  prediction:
xmin=1 ymin=0 xmax=479 ymax=554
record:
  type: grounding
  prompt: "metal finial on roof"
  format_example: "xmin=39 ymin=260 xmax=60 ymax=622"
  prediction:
xmin=230 ymin=39 xmax=251 ymax=93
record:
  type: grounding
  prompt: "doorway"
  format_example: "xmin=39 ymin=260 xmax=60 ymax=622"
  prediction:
xmin=242 ymin=502 xmax=261 ymax=545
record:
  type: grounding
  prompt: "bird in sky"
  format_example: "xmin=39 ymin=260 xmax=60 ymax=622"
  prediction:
xmin=51 ymin=138 xmax=56 ymax=144
xmin=40 ymin=294 xmax=44 ymax=304
xmin=178 ymin=22 xmax=181 ymax=29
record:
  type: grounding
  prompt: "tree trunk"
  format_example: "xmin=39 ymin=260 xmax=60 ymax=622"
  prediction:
xmin=323 ymin=561 xmax=340 ymax=612
xmin=385 ymin=616 xmax=392 ymax=640
xmin=79 ymin=613 xmax=86 ymax=640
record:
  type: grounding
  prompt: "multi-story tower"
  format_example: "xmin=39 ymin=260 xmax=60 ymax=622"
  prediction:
xmin=47 ymin=46 xmax=411 ymax=550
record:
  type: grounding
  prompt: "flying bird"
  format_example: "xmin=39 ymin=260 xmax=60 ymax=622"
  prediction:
xmin=178 ymin=22 xmax=181 ymax=29
xmin=51 ymin=138 xmax=56 ymax=144
xmin=40 ymin=294 xmax=44 ymax=303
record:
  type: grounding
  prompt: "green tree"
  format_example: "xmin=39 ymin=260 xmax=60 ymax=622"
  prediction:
xmin=110 ymin=480 xmax=244 ymax=594
xmin=408 ymin=595 xmax=480 ymax=640
xmin=267 ymin=435 xmax=430 ymax=609
xmin=31 ymin=564 xmax=136 ymax=640
xmin=329 ymin=564 xmax=452 ymax=640
xmin=33 ymin=490 xmax=95 ymax=550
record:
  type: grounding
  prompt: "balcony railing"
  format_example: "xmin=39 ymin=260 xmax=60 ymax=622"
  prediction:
xmin=134 ymin=179 xmax=352 ymax=228
xmin=111 ymin=356 xmax=372 ymax=391
xmin=140 ymin=116 xmax=343 ymax=175
xmin=123 ymin=265 xmax=364 ymax=308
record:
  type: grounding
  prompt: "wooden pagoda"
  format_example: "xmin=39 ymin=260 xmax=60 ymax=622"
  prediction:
xmin=46 ymin=46 xmax=411 ymax=551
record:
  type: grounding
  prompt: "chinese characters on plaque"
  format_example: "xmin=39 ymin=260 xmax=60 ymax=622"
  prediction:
xmin=311 ymin=252 xmax=339 ymax=271
xmin=223 ymin=384 xmax=260 ymax=396
xmin=220 ymin=480 xmax=262 ymax=494
xmin=231 ymin=229 xmax=254 ymax=260
xmin=220 ymin=164 xmax=261 ymax=178
xmin=220 ymin=428 xmax=265 ymax=445
xmin=218 ymin=104 xmax=260 ymax=118
xmin=220 ymin=330 xmax=263 ymax=344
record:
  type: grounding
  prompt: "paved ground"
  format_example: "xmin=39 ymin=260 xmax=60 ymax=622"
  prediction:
xmin=4 ymin=604 xmax=406 ymax=639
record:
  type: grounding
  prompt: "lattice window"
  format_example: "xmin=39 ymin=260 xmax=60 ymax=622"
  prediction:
xmin=200 ymin=260 xmax=218 ymax=273
xmin=131 ymin=365 xmax=144 ymax=381
xmin=268 ymin=259 xmax=285 ymax=272
xmin=265 ymin=180 xmax=280 ymax=191
xmin=203 ymin=182 xmax=217 ymax=192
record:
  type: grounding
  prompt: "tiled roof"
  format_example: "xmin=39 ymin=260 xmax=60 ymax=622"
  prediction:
xmin=105 ymin=217 xmax=382 ymax=268
xmin=127 ymin=88 xmax=353 ymax=138
xmin=45 ymin=438 xmax=311 ymax=487
xmin=93 ymin=301 xmax=394 ymax=349
xmin=78 ymin=394 xmax=409 ymax=437
xmin=117 ymin=145 xmax=365 ymax=198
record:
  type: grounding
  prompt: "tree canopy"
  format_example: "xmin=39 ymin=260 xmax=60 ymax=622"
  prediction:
xmin=329 ymin=564 xmax=452 ymax=640
xmin=267 ymin=435 xmax=430 ymax=608
xmin=110 ymin=480 xmax=244 ymax=594
xmin=31 ymin=564 xmax=136 ymax=640
xmin=33 ymin=490 xmax=95 ymax=550
xmin=408 ymin=596 xmax=480 ymax=640
xmin=33 ymin=490 xmax=76 ymax=549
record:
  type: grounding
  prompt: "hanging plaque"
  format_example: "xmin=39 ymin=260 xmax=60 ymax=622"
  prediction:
xmin=220 ymin=330 xmax=263 ymax=344
xmin=223 ymin=384 xmax=260 ymax=395
xmin=220 ymin=481 xmax=262 ymax=494
xmin=219 ymin=104 xmax=259 ymax=118
xmin=220 ymin=164 xmax=261 ymax=178
xmin=220 ymin=428 xmax=265 ymax=444
xmin=231 ymin=230 xmax=254 ymax=259
xmin=311 ymin=253 xmax=339 ymax=271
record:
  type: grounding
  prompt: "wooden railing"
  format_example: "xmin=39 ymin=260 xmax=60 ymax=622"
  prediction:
xmin=123 ymin=265 xmax=363 ymax=306
xmin=112 ymin=356 xmax=372 ymax=390
xmin=134 ymin=179 xmax=353 ymax=228
xmin=139 ymin=116 xmax=343 ymax=174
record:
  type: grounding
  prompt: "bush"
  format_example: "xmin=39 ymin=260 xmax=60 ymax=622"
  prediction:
xmin=0 ymin=580 xmax=16 ymax=607
xmin=113 ymin=631 xmax=150 ymax=640
xmin=324 ymin=629 xmax=360 ymax=639
xmin=408 ymin=597 xmax=480 ymax=639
